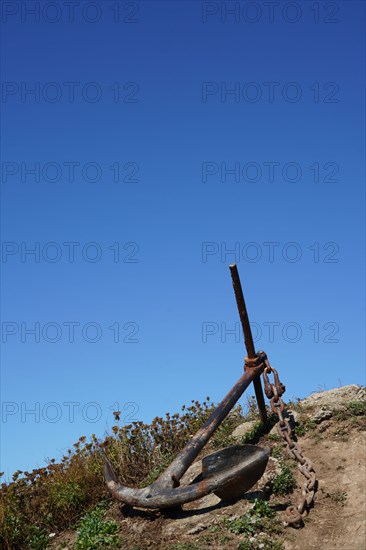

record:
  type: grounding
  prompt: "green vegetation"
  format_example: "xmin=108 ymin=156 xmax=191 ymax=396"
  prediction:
xmin=224 ymin=499 xmax=284 ymax=550
xmin=271 ymin=445 xmax=283 ymax=459
xmin=272 ymin=462 xmax=296 ymax=496
xmin=224 ymin=499 xmax=274 ymax=535
xmin=74 ymin=503 xmax=121 ymax=549
xmin=239 ymin=415 xmax=277 ymax=445
xmin=294 ymin=417 xmax=317 ymax=434
xmin=28 ymin=526 xmax=49 ymax=550
xmin=346 ymin=400 xmax=366 ymax=416
xmin=238 ymin=537 xmax=284 ymax=550
xmin=210 ymin=404 xmax=244 ymax=449
xmin=324 ymin=490 xmax=347 ymax=506
xmin=293 ymin=422 xmax=306 ymax=437
xmin=245 ymin=395 xmax=262 ymax=420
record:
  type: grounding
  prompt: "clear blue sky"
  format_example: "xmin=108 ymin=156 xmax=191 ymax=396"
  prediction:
xmin=1 ymin=0 xmax=365 ymax=480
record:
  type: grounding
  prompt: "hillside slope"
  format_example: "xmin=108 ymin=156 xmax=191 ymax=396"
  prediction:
xmin=1 ymin=385 xmax=365 ymax=550
xmin=48 ymin=385 xmax=365 ymax=550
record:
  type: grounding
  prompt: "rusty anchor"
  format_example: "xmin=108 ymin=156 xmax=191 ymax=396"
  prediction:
xmin=104 ymin=264 xmax=270 ymax=508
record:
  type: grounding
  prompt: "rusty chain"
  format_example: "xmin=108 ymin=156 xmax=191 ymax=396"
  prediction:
xmin=259 ymin=352 xmax=317 ymax=527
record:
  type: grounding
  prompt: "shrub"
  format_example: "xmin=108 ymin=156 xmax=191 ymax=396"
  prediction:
xmin=238 ymin=537 xmax=284 ymax=550
xmin=74 ymin=504 xmax=121 ymax=549
xmin=224 ymin=499 xmax=275 ymax=535
xmin=28 ymin=526 xmax=49 ymax=550
xmin=346 ymin=400 xmax=366 ymax=416
xmin=272 ymin=463 xmax=296 ymax=496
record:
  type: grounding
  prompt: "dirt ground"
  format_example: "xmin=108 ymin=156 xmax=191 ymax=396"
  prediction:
xmin=284 ymin=431 xmax=365 ymax=550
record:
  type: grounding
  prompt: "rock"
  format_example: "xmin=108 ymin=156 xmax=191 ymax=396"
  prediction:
xmin=287 ymin=409 xmax=299 ymax=423
xmin=312 ymin=407 xmax=333 ymax=424
xmin=162 ymin=513 xmax=211 ymax=537
xmin=180 ymin=460 xmax=202 ymax=486
xmin=301 ymin=385 xmax=365 ymax=409
xmin=231 ymin=421 xmax=257 ymax=440
xmin=269 ymin=424 xmax=279 ymax=437
xmin=187 ymin=523 xmax=206 ymax=535
xmin=130 ymin=522 xmax=146 ymax=534
xmin=244 ymin=457 xmax=282 ymax=500
xmin=187 ymin=492 xmax=221 ymax=510
xmin=259 ymin=457 xmax=281 ymax=488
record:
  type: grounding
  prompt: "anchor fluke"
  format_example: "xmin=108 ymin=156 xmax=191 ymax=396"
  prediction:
xmin=202 ymin=444 xmax=269 ymax=501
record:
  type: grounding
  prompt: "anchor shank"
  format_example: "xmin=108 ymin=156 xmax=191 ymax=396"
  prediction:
xmin=229 ymin=264 xmax=267 ymax=423
xmin=229 ymin=263 xmax=256 ymax=358
xmin=153 ymin=363 xmax=264 ymax=489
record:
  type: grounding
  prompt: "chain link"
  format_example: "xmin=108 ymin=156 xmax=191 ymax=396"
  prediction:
xmin=261 ymin=356 xmax=317 ymax=527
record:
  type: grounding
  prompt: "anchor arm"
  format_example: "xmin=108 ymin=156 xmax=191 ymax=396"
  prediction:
xmin=104 ymin=443 xmax=269 ymax=508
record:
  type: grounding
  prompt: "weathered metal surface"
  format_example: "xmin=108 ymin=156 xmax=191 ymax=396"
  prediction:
xmin=202 ymin=444 xmax=269 ymax=500
xmin=262 ymin=358 xmax=317 ymax=526
xmin=229 ymin=264 xmax=267 ymax=423
xmin=105 ymin=444 xmax=269 ymax=508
